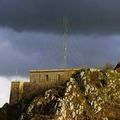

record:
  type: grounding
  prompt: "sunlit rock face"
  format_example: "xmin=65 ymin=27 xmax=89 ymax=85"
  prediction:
xmin=0 ymin=68 xmax=120 ymax=120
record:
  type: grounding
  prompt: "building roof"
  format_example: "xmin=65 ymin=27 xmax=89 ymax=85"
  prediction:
xmin=30 ymin=68 xmax=80 ymax=73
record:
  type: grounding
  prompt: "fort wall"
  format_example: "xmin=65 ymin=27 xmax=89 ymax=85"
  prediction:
xmin=30 ymin=68 xmax=79 ymax=82
xmin=10 ymin=81 xmax=24 ymax=104
xmin=10 ymin=68 xmax=80 ymax=104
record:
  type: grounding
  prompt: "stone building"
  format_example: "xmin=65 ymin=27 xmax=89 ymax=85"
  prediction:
xmin=10 ymin=68 xmax=79 ymax=104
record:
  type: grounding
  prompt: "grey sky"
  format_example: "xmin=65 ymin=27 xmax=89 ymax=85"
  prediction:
xmin=0 ymin=0 xmax=119 ymax=77
xmin=0 ymin=28 xmax=120 ymax=77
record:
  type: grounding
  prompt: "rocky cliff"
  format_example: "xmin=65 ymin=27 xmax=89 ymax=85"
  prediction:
xmin=0 ymin=68 xmax=120 ymax=120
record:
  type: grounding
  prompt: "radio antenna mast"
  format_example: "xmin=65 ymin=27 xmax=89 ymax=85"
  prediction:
xmin=16 ymin=66 xmax=18 ymax=81
xmin=63 ymin=17 xmax=69 ymax=67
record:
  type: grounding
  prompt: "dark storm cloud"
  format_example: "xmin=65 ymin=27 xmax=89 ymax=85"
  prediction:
xmin=0 ymin=28 xmax=120 ymax=77
xmin=0 ymin=0 xmax=120 ymax=33
xmin=0 ymin=29 xmax=64 ymax=76
xmin=0 ymin=0 xmax=120 ymax=76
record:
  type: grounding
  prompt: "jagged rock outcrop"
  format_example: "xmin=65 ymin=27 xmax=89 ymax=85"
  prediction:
xmin=0 ymin=68 xmax=120 ymax=120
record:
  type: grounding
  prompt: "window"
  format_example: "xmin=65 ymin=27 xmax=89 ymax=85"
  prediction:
xmin=57 ymin=74 xmax=60 ymax=80
xmin=45 ymin=75 xmax=48 ymax=81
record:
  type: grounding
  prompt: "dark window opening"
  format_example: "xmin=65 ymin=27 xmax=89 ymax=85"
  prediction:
xmin=45 ymin=75 xmax=49 ymax=81
xmin=57 ymin=74 xmax=60 ymax=80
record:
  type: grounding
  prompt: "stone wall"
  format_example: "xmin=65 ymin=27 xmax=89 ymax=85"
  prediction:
xmin=10 ymin=68 xmax=80 ymax=104
xmin=22 ymin=77 xmax=67 ymax=100
xmin=10 ymin=81 xmax=24 ymax=104
xmin=30 ymin=68 xmax=79 ymax=83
